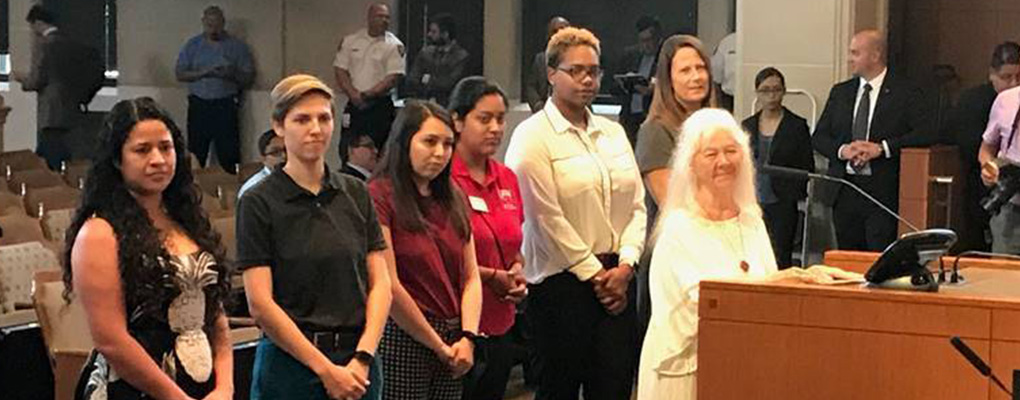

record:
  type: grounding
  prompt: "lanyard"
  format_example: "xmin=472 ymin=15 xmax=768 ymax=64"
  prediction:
xmin=1004 ymin=92 xmax=1020 ymax=154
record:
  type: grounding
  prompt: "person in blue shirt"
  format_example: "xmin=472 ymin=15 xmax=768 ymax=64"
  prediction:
xmin=238 ymin=129 xmax=286 ymax=198
xmin=176 ymin=5 xmax=255 ymax=174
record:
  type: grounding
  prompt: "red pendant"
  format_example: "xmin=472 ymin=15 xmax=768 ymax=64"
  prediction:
xmin=739 ymin=260 xmax=750 ymax=272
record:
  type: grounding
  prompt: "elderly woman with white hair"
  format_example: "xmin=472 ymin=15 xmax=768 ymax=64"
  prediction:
xmin=637 ymin=108 xmax=830 ymax=399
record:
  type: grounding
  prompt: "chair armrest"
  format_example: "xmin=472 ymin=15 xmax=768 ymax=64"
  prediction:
xmin=228 ymin=316 xmax=256 ymax=327
xmin=0 ymin=309 xmax=38 ymax=330
xmin=13 ymin=301 xmax=33 ymax=310
xmin=229 ymin=326 xmax=261 ymax=346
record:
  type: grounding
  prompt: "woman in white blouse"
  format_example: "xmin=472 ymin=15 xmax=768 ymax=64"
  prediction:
xmin=505 ymin=26 xmax=647 ymax=399
xmin=638 ymin=108 xmax=779 ymax=399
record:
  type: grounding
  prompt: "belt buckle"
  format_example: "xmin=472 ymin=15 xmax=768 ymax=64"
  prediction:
xmin=312 ymin=332 xmax=336 ymax=351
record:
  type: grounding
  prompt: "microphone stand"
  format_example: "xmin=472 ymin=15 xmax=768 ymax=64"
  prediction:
xmin=763 ymin=164 xmax=921 ymax=232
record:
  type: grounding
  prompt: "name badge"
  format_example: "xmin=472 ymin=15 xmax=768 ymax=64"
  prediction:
xmin=468 ymin=196 xmax=489 ymax=213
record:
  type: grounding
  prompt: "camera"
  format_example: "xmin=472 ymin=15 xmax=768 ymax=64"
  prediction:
xmin=981 ymin=158 xmax=1020 ymax=215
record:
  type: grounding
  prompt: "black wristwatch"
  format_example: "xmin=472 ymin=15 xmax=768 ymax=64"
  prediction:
xmin=352 ymin=350 xmax=375 ymax=365
xmin=457 ymin=330 xmax=479 ymax=343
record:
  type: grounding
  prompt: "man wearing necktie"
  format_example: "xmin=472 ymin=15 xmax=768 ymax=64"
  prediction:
xmin=812 ymin=30 xmax=935 ymax=251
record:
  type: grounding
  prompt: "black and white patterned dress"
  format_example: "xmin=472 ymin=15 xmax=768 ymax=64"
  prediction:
xmin=78 ymin=251 xmax=222 ymax=400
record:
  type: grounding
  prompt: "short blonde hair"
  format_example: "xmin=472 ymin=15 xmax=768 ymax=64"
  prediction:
xmin=545 ymin=27 xmax=600 ymax=68
xmin=270 ymin=74 xmax=335 ymax=123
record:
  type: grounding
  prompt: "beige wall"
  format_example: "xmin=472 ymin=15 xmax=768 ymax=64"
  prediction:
xmin=698 ymin=0 xmax=735 ymax=54
xmin=2 ymin=0 xmax=393 ymax=168
xmin=484 ymin=0 xmax=522 ymax=97
xmin=734 ymin=0 xmax=856 ymax=125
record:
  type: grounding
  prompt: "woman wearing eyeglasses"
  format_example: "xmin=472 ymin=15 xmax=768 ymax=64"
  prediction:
xmin=505 ymin=27 xmax=646 ymax=400
xmin=740 ymin=67 xmax=814 ymax=268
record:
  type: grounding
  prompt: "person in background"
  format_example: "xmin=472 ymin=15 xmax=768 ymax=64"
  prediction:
xmin=369 ymin=100 xmax=483 ymax=400
xmin=950 ymin=42 xmax=1020 ymax=252
xmin=812 ymin=29 xmax=933 ymax=252
xmin=407 ymin=13 xmax=470 ymax=106
xmin=238 ymin=129 xmax=286 ymax=198
xmin=66 ymin=97 xmax=233 ymax=399
xmin=176 ymin=5 xmax=255 ymax=173
xmin=634 ymin=34 xmax=715 ymax=340
xmin=615 ymin=15 xmax=662 ymax=146
xmin=335 ymin=2 xmax=406 ymax=164
xmin=238 ymin=74 xmax=391 ymax=400
xmin=741 ymin=67 xmax=814 ymax=268
xmin=341 ymin=132 xmax=379 ymax=181
xmin=506 ymin=27 xmax=646 ymax=400
xmin=523 ymin=16 xmax=570 ymax=113
xmin=15 ymin=5 xmax=95 ymax=170
xmin=447 ymin=77 xmax=528 ymax=400
xmin=711 ymin=31 xmax=736 ymax=111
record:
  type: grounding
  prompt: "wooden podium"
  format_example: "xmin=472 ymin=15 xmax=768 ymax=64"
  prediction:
xmin=698 ymin=251 xmax=1020 ymax=399
xmin=899 ymin=146 xmax=964 ymax=236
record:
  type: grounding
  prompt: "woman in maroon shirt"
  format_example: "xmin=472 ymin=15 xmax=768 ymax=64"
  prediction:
xmin=448 ymin=77 xmax=528 ymax=400
xmin=369 ymin=100 xmax=483 ymax=400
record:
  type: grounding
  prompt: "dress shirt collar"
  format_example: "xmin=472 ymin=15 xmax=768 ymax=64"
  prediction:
xmin=346 ymin=162 xmax=372 ymax=179
xmin=859 ymin=67 xmax=887 ymax=93
xmin=541 ymin=99 xmax=603 ymax=138
xmin=275 ymin=163 xmax=343 ymax=201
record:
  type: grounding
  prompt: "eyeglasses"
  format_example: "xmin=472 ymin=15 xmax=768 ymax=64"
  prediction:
xmin=756 ymin=87 xmax=785 ymax=95
xmin=556 ymin=65 xmax=603 ymax=81
xmin=264 ymin=148 xmax=286 ymax=157
xmin=351 ymin=141 xmax=377 ymax=150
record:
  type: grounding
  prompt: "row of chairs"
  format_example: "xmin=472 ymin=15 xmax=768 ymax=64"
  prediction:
xmin=0 ymin=151 xmax=261 ymax=399
xmin=0 ymin=240 xmax=257 ymax=400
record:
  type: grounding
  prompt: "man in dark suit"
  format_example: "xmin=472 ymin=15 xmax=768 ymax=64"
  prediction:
xmin=614 ymin=16 xmax=661 ymax=146
xmin=14 ymin=6 xmax=94 ymax=170
xmin=340 ymin=132 xmax=377 ymax=181
xmin=812 ymin=30 xmax=934 ymax=251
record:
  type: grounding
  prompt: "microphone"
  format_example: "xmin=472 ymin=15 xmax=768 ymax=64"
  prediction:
xmin=760 ymin=164 xmax=957 ymax=281
xmin=950 ymin=336 xmax=1013 ymax=397
xmin=760 ymin=164 xmax=921 ymax=232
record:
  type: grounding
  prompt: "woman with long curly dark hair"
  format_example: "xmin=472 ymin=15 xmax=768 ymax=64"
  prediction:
xmin=64 ymin=97 xmax=233 ymax=400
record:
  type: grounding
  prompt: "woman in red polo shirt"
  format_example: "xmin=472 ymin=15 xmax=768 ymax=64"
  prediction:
xmin=369 ymin=100 xmax=483 ymax=400
xmin=447 ymin=77 xmax=528 ymax=400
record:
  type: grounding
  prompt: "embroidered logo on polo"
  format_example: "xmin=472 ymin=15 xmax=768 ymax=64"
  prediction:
xmin=499 ymin=189 xmax=517 ymax=211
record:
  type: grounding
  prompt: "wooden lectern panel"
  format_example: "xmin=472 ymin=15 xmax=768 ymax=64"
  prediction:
xmin=821 ymin=250 xmax=1020 ymax=275
xmin=700 ymin=320 xmax=989 ymax=399
xmin=899 ymin=146 xmax=963 ymax=236
xmin=699 ymin=260 xmax=1020 ymax=399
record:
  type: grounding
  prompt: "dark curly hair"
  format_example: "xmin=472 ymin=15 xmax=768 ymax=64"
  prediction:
xmin=62 ymin=97 xmax=229 ymax=329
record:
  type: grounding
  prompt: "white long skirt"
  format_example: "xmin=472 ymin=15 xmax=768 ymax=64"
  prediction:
xmin=636 ymin=368 xmax=697 ymax=400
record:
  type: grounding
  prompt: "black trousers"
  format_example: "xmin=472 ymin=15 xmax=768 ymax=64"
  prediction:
xmin=36 ymin=127 xmax=72 ymax=170
xmin=763 ymin=200 xmax=800 ymax=268
xmin=340 ymin=98 xmax=395 ymax=162
xmin=187 ymin=95 xmax=240 ymax=173
xmin=528 ymin=272 xmax=636 ymax=400
xmin=462 ymin=333 xmax=519 ymax=400
xmin=833 ymin=183 xmax=897 ymax=251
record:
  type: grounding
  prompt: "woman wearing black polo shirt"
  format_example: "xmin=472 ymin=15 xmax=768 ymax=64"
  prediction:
xmin=237 ymin=74 xmax=392 ymax=400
